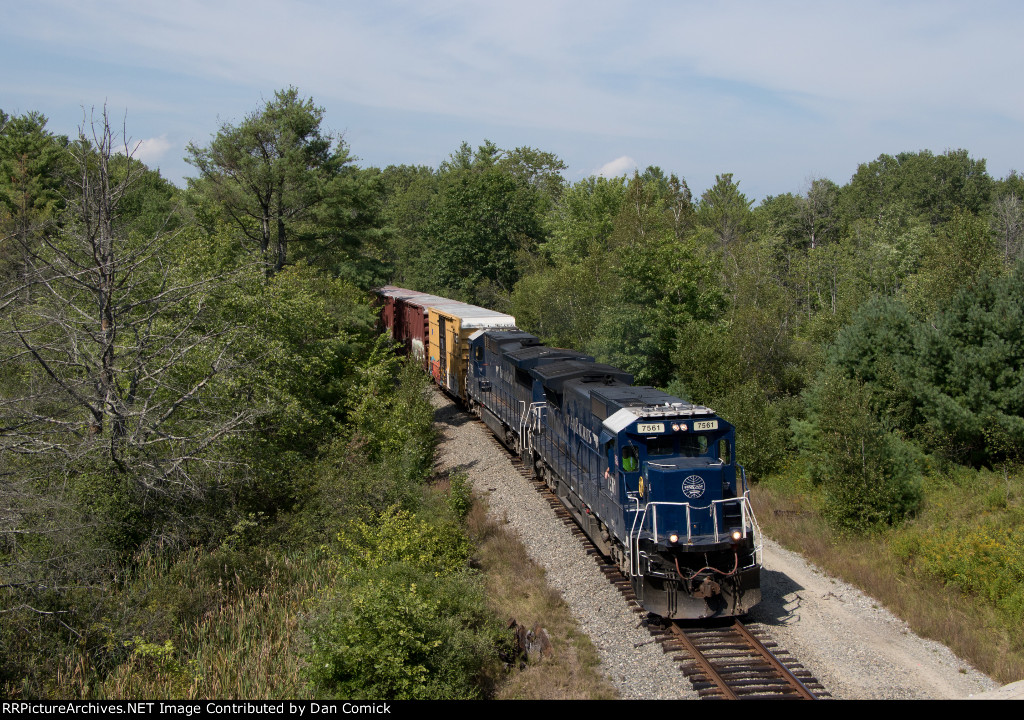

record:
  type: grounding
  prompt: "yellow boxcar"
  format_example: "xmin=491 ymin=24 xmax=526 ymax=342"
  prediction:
xmin=428 ymin=303 xmax=516 ymax=401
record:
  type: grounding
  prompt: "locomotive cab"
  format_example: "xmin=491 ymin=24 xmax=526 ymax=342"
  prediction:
xmin=603 ymin=398 xmax=762 ymax=619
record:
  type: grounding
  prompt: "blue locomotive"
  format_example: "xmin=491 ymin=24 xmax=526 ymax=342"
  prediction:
xmin=465 ymin=328 xmax=761 ymax=619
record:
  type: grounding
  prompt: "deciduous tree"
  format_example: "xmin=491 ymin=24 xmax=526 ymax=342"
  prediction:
xmin=423 ymin=141 xmax=547 ymax=305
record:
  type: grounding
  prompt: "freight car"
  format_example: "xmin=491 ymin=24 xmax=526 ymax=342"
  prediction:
xmin=376 ymin=285 xmax=516 ymax=375
xmin=376 ymin=287 xmax=761 ymax=620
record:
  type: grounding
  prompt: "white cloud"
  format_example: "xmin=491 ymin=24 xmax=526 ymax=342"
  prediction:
xmin=128 ymin=135 xmax=173 ymax=166
xmin=18 ymin=2 xmax=1024 ymax=132
xmin=596 ymin=156 xmax=637 ymax=178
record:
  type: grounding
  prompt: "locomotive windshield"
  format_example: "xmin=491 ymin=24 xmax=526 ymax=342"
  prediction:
xmin=627 ymin=430 xmax=716 ymax=459
xmin=680 ymin=434 xmax=709 ymax=457
xmin=647 ymin=436 xmax=675 ymax=457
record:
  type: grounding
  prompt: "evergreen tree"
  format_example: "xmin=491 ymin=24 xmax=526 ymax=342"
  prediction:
xmin=186 ymin=87 xmax=362 ymax=275
xmin=0 ymin=111 xmax=66 ymax=294
xmin=828 ymin=295 xmax=919 ymax=431
xmin=798 ymin=370 xmax=921 ymax=531
xmin=912 ymin=266 xmax=1024 ymax=463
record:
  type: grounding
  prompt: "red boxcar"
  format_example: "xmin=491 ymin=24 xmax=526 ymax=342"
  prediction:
xmin=376 ymin=286 xmax=471 ymax=370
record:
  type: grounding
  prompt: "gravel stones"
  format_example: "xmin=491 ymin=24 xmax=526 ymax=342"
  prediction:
xmin=749 ymin=538 xmax=1000 ymax=699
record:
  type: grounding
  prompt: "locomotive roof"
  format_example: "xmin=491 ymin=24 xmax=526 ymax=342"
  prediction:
xmin=531 ymin=359 xmax=633 ymax=391
xmin=597 ymin=386 xmax=716 ymax=433
xmin=505 ymin=345 xmax=592 ymax=369
xmin=482 ymin=330 xmax=539 ymax=348
xmin=595 ymin=385 xmax=714 ymax=413
xmin=593 ymin=385 xmax=682 ymax=407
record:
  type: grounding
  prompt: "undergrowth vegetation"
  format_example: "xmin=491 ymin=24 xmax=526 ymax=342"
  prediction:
xmin=753 ymin=460 xmax=1024 ymax=684
xmin=462 ymin=484 xmax=618 ymax=700
xmin=1 ymin=332 xmax=509 ymax=700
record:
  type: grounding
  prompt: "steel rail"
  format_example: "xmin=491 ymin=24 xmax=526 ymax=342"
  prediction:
xmin=667 ymin=623 xmax=739 ymax=699
xmin=670 ymin=620 xmax=821 ymax=699
xmin=468 ymin=411 xmax=826 ymax=700
xmin=731 ymin=619 xmax=818 ymax=700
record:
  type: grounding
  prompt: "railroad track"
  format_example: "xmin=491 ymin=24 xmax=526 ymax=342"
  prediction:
xmin=655 ymin=619 xmax=827 ymax=699
xmin=475 ymin=414 xmax=829 ymax=700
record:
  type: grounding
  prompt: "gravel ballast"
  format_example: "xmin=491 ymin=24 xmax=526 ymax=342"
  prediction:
xmin=429 ymin=389 xmax=1005 ymax=700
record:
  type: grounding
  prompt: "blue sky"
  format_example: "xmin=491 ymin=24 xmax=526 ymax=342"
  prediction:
xmin=3 ymin=0 xmax=1023 ymax=202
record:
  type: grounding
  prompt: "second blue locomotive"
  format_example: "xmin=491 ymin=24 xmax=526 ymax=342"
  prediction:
xmin=465 ymin=329 xmax=761 ymax=619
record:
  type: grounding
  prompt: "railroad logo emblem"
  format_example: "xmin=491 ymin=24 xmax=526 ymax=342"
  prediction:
xmin=682 ymin=475 xmax=705 ymax=499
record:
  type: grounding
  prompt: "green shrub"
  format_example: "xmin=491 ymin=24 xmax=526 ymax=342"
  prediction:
xmin=801 ymin=369 xmax=922 ymax=531
xmin=305 ymin=504 xmax=506 ymax=699
xmin=305 ymin=563 xmax=505 ymax=700
xmin=334 ymin=507 xmax=470 ymax=575
xmin=447 ymin=471 xmax=473 ymax=523
xmin=892 ymin=523 xmax=1024 ymax=623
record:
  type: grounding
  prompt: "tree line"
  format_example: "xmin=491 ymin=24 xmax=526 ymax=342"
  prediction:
xmin=2 ymin=87 xmax=1022 ymax=696
xmin=378 ymin=131 xmax=1023 ymax=528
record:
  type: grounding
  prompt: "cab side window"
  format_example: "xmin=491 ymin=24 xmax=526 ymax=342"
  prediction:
xmin=718 ymin=439 xmax=732 ymax=464
xmin=622 ymin=446 xmax=639 ymax=472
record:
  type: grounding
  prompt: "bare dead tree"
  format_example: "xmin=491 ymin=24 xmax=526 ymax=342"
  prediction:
xmin=1 ymin=109 xmax=258 ymax=612
xmin=991 ymin=192 xmax=1023 ymax=266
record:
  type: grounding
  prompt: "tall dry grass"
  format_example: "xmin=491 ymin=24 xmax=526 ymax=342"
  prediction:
xmin=465 ymin=497 xmax=618 ymax=700
xmin=752 ymin=471 xmax=1024 ymax=685
xmin=53 ymin=549 xmax=330 ymax=700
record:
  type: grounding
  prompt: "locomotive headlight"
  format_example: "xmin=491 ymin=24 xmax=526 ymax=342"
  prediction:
xmin=731 ymin=529 xmax=743 ymax=542
xmin=672 ymin=423 xmax=680 ymax=432
xmin=669 ymin=534 xmax=679 ymax=544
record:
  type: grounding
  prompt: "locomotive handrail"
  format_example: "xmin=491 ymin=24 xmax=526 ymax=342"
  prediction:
xmin=632 ymin=497 xmax=757 ymax=544
xmin=627 ymin=493 xmax=644 ymax=577
xmin=519 ymin=401 xmax=546 ymax=456
xmin=518 ymin=400 xmax=526 ymax=453
xmin=741 ymin=490 xmax=764 ymax=566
